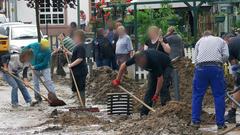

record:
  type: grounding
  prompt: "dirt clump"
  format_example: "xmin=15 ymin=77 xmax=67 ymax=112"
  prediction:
xmin=87 ymin=67 xmax=145 ymax=110
xmin=46 ymin=111 xmax=103 ymax=126
xmin=102 ymin=101 xmax=211 ymax=135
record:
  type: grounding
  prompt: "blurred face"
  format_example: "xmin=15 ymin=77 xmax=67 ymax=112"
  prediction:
xmin=73 ymin=34 xmax=82 ymax=44
xmin=20 ymin=53 xmax=32 ymax=63
xmin=115 ymin=22 xmax=122 ymax=29
xmin=117 ymin=29 xmax=125 ymax=37
xmin=148 ymin=30 xmax=158 ymax=40
xmin=69 ymin=27 xmax=76 ymax=33
xmin=135 ymin=56 xmax=147 ymax=69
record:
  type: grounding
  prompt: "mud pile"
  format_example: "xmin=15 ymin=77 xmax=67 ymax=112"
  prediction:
xmin=46 ymin=111 xmax=103 ymax=126
xmin=103 ymin=101 xmax=211 ymax=135
xmin=87 ymin=67 xmax=145 ymax=107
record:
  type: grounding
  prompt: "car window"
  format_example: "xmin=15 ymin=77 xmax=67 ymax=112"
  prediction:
xmin=0 ymin=27 xmax=6 ymax=35
xmin=11 ymin=27 xmax=38 ymax=39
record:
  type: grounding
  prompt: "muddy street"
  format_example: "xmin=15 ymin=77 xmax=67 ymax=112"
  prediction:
xmin=0 ymin=78 xmax=115 ymax=135
xmin=0 ymin=66 xmax=240 ymax=135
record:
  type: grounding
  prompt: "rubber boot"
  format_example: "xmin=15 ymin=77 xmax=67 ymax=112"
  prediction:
xmin=225 ymin=108 xmax=236 ymax=123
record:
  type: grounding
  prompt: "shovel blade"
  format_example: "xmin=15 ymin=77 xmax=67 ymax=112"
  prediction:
xmin=48 ymin=93 xmax=67 ymax=107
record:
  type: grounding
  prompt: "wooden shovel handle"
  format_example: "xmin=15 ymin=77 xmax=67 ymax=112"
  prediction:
xmin=30 ymin=67 xmax=51 ymax=93
xmin=62 ymin=45 xmax=84 ymax=107
xmin=118 ymin=85 xmax=156 ymax=112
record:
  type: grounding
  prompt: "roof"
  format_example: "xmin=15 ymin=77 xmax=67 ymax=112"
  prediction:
xmin=129 ymin=0 xmax=210 ymax=9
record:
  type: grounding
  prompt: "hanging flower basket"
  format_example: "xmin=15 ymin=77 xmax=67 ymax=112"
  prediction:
xmin=215 ymin=16 xmax=225 ymax=23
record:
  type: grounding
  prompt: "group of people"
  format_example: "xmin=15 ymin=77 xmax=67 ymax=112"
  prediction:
xmin=92 ymin=22 xmax=183 ymax=71
xmin=1 ymin=18 xmax=240 ymax=131
xmin=112 ymin=30 xmax=240 ymax=130
xmin=93 ymin=22 xmax=133 ymax=70
xmin=0 ymin=29 xmax=88 ymax=107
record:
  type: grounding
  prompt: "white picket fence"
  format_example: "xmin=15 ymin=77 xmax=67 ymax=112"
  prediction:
xmin=135 ymin=47 xmax=195 ymax=80
xmin=184 ymin=47 xmax=195 ymax=63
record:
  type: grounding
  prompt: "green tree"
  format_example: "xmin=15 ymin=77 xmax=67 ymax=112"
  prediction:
xmin=137 ymin=4 xmax=177 ymax=44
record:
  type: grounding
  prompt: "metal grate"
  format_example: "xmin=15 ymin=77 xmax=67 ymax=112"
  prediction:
xmin=107 ymin=93 xmax=133 ymax=115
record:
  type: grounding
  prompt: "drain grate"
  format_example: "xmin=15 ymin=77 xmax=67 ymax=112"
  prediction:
xmin=107 ymin=93 xmax=133 ymax=115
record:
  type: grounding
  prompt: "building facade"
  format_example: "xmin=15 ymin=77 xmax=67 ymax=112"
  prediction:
xmin=6 ymin=0 xmax=93 ymax=36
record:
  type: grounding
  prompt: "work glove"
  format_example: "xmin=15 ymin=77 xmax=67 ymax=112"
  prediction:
xmin=152 ymin=95 xmax=159 ymax=103
xmin=112 ymin=79 xmax=120 ymax=87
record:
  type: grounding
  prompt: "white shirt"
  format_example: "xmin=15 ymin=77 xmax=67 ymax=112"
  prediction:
xmin=8 ymin=54 xmax=29 ymax=73
xmin=115 ymin=34 xmax=133 ymax=54
xmin=194 ymin=35 xmax=229 ymax=64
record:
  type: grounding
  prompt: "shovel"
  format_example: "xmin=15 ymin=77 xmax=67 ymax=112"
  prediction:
xmin=1 ymin=68 xmax=51 ymax=104
xmin=61 ymin=44 xmax=100 ymax=112
xmin=31 ymin=67 xmax=66 ymax=106
xmin=62 ymin=50 xmax=84 ymax=107
xmin=218 ymin=123 xmax=240 ymax=135
xmin=118 ymin=85 xmax=156 ymax=112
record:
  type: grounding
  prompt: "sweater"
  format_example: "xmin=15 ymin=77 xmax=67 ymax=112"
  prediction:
xmin=24 ymin=42 xmax=51 ymax=70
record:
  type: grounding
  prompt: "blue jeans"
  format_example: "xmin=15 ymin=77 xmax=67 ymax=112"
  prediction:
xmin=192 ymin=66 xmax=225 ymax=126
xmin=33 ymin=68 xmax=55 ymax=101
xmin=110 ymin=55 xmax=118 ymax=70
xmin=96 ymin=58 xmax=111 ymax=67
xmin=3 ymin=73 xmax=32 ymax=105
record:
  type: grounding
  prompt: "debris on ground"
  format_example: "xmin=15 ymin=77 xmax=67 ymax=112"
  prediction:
xmin=46 ymin=111 xmax=105 ymax=126
xmin=102 ymin=101 xmax=212 ymax=135
xmin=0 ymin=78 xmax=7 ymax=86
xmin=86 ymin=60 xmax=233 ymax=111
xmin=86 ymin=67 xmax=145 ymax=111
xmin=87 ymin=59 xmax=232 ymax=110
xmin=52 ymin=75 xmax=71 ymax=86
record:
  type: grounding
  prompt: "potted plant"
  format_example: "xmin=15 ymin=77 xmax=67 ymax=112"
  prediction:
xmin=215 ymin=12 xmax=225 ymax=23
xmin=167 ymin=15 xmax=180 ymax=25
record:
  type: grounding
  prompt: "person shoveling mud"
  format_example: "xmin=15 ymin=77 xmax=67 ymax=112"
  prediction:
xmin=54 ymin=29 xmax=100 ymax=113
xmin=112 ymin=50 xmax=173 ymax=116
xmin=23 ymin=39 xmax=66 ymax=106
xmin=22 ymin=39 xmax=52 ymax=103
xmin=0 ymin=49 xmax=33 ymax=108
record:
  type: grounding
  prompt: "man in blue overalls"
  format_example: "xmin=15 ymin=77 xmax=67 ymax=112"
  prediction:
xmin=191 ymin=31 xmax=229 ymax=129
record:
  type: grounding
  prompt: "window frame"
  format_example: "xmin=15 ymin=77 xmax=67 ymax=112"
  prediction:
xmin=39 ymin=0 xmax=65 ymax=25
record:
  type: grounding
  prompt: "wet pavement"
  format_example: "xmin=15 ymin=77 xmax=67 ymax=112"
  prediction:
xmin=0 ymin=83 xmax=115 ymax=135
xmin=0 ymin=80 xmax=240 ymax=135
